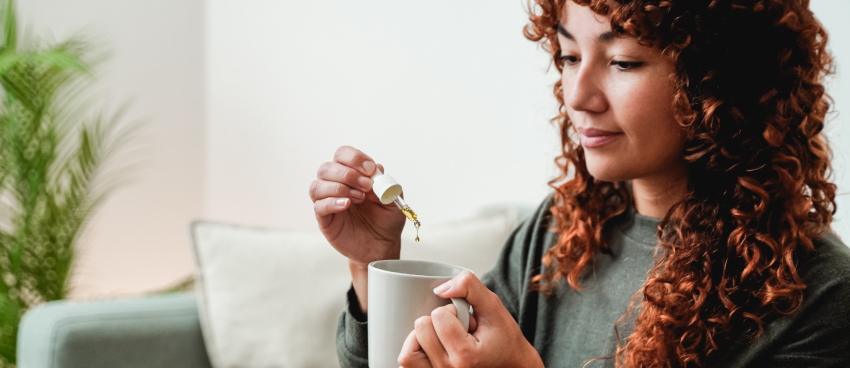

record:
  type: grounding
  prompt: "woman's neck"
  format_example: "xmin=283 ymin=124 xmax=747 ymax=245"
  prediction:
xmin=629 ymin=168 xmax=689 ymax=220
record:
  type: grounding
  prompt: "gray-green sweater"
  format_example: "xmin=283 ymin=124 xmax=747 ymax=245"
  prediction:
xmin=337 ymin=196 xmax=850 ymax=367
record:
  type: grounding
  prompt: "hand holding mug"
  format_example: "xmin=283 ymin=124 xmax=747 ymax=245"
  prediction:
xmin=369 ymin=261 xmax=476 ymax=368
xmin=398 ymin=271 xmax=544 ymax=368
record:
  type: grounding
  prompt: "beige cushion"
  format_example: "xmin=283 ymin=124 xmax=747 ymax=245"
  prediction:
xmin=190 ymin=206 xmax=526 ymax=368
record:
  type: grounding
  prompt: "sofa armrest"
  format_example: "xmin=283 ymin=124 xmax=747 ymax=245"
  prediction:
xmin=17 ymin=292 xmax=212 ymax=368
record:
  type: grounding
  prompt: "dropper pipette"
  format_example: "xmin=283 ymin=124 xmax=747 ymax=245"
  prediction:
xmin=370 ymin=168 xmax=421 ymax=241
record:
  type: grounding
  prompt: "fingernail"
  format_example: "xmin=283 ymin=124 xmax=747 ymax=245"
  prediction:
xmin=363 ymin=161 xmax=376 ymax=174
xmin=336 ymin=198 xmax=348 ymax=207
xmin=358 ymin=176 xmax=372 ymax=191
xmin=350 ymin=189 xmax=365 ymax=199
xmin=433 ymin=282 xmax=450 ymax=295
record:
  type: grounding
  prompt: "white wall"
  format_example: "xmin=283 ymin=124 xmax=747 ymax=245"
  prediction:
xmin=205 ymin=0 xmax=562 ymax=234
xmin=18 ymin=0 xmax=205 ymax=298
xmin=811 ymin=1 xmax=850 ymax=241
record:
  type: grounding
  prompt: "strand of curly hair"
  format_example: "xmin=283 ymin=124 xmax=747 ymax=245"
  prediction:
xmin=524 ymin=0 xmax=837 ymax=367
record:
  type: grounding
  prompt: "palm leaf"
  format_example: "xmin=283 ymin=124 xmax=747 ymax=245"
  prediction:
xmin=0 ymin=293 xmax=19 ymax=363
xmin=0 ymin=0 xmax=15 ymax=53
xmin=0 ymin=53 xmax=22 ymax=75
xmin=0 ymin=1 xmax=136 ymax=365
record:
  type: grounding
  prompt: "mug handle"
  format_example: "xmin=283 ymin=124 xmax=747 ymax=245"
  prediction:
xmin=450 ymin=298 xmax=471 ymax=332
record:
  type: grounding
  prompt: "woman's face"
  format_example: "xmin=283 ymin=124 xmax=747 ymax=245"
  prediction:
xmin=559 ymin=1 xmax=687 ymax=183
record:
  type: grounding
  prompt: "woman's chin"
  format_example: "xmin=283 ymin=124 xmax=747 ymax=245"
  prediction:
xmin=586 ymin=165 xmax=632 ymax=183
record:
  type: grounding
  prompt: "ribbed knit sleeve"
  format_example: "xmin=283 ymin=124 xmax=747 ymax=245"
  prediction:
xmin=336 ymin=286 xmax=369 ymax=368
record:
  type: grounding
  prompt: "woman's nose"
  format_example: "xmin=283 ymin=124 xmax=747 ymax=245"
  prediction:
xmin=566 ymin=64 xmax=608 ymax=113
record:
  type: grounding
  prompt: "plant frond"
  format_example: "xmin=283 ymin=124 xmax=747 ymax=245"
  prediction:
xmin=0 ymin=2 xmax=136 ymax=363
xmin=0 ymin=0 xmax=15 ymax=53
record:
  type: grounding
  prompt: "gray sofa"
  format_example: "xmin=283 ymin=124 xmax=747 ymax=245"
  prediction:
xmin=17 ymin=292 xmax=212 ymax=368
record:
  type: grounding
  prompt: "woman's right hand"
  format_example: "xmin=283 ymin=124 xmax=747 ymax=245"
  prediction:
xmin=309 ymin=145 xmax=406 ymax=269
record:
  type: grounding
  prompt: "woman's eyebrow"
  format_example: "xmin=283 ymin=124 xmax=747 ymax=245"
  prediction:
xmin=556 ymin=24 xmax=615 ymax=43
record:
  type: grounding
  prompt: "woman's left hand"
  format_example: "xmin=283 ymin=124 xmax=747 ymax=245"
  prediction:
xmin=397 ymin=270 xmax=544 ymax=368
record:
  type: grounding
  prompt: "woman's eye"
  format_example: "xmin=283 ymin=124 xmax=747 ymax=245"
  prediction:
xmin=557 ymin=56 xmax=643 ymax=71
xmin=558 ymin=55 xmax=579 ymax=65
xmin=612 ymin=60 xmax=643 ymax=71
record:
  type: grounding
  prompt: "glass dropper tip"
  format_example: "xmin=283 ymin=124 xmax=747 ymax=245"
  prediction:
xmin=393 ymin=196 xmax=409 ymax=211
xmin=392 ymin=196 xmax=420 ymax=226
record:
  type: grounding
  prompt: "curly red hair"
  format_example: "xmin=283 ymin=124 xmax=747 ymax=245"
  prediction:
xmin=525 ymin=0 xmax=837 ymax=367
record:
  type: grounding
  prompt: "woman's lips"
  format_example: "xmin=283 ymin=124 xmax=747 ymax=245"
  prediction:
xmin=581 ymin=132 xmax=623 ymax=148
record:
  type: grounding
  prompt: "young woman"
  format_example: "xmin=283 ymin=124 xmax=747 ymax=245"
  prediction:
xmin=309 ymin=0 xmax=850 ymax=366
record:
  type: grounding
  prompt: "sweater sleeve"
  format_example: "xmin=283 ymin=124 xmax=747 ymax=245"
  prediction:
xmin=336 ymin=285 xmax=369 ymax=368
xmin=480 ymin=220 xmax=533 ymax=320
xmin=481 ymin=196 xmax=553 ymax=326
xmin=747 ymin=276 xmax=850 ymax=367
xmin=717 ymin=232 xmax=850 ymax=368
xmin=752 ymin=234 xmax=850 ymax=367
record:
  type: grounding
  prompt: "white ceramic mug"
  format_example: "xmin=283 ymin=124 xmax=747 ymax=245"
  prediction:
xmin=367 ymin=260 xmax=472 ymax=368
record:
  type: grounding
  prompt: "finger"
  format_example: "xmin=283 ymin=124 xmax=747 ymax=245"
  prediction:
xmin=414 ymin=316 xmax=449 ymax=365
xmin=313 ymin=197 xmax=349 ymax=218
xmin=333 ymin=145 xmax=377 ymax=177
xmin=364 ymin=189 xmax=385 ymax=205
xmin=398 ymin=330 xmax=432 ymax=368
xmin=430 ymin=304 xmax=476 ymax=355
xmin=433 ymin=271 xmax=501 ymax=316
xmin=316 ymin=161 xmax=373 ymax=193
xmin=309 ymin=180 xmax=365 ymax=203
xmin=432 ymin=303 xmax=478 ymax=333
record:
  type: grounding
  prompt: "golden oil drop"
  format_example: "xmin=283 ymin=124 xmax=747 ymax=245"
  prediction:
xmin=400 ymin=205 xmax=421 ymax=242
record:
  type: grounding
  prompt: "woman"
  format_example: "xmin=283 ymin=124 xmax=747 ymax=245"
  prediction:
xmin=309 ymin=0 xmax=850 ymax=366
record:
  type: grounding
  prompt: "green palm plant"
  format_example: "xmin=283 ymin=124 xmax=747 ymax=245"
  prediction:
xmin=0 ymin=0 xmax=132 ymax=365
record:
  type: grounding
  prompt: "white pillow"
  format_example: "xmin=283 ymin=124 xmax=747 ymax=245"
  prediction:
xmin=190 ymin=206 xmax=526 ymax=368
